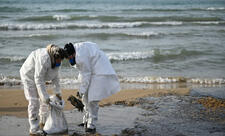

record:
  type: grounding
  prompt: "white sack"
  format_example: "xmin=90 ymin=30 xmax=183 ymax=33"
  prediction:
xmin=43 ymin=96 xmax=68 ymax=134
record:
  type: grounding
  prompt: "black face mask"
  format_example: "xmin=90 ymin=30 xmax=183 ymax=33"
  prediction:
xmin=69 ymin=57 xmax=76 ymax=66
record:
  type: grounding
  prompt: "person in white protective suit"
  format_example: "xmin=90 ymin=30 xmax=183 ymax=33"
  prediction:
xmin=64 ymin=42 xmax=120 ymax=134
xmin=20 ymin=44 xmax=66 ymax=136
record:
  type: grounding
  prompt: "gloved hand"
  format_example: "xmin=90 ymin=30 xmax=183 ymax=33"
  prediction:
xmin=46 ymin=98 xmax=51 ymax=104
xmin=56 ymin=93 xmax=62 ymax=100
xmin=76 ymin=92 xmax=83 ymax=99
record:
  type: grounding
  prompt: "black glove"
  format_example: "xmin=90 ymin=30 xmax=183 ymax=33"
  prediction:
xmin=76 ymin=92 xmax=83 ymax=99
xmin=56 ymin=93 xmax=62 ymax=100
xmin=67 ymin=95 xmax=84 ymax=112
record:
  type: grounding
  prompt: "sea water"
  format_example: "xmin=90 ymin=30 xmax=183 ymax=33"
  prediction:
xmin=0 ymin=0 xmax=225 ymax=88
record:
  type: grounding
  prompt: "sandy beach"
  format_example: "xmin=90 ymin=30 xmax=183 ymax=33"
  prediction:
xmin=0 ymin=88 xmax=189 ymax=118
xmin=0 ymin=87 xmax=225 ymax=136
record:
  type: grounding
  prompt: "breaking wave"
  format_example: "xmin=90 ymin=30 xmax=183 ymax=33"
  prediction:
xmin=107 ymin=51 xmax=154 ymax=61
xmin=0 ymin=22 xmax=183 ymax=31
xmin=1 ymin=20 xmax=224 ymax=31
xmin=18 ymin=15 xmax=72 ymax=22
xmin=120 ymin=76 xmax=225 ymax=85
xmin=17 ymin=15 xmax=223 ymax=23
xmin=0 ymin=22 xmax=146 ymax=30
xmin=0 ymin=56 xmax=26 ymax=62
xmin=1 ymin=75 xmax=224 ymax=88
xmin=206 ymin=7 xmax=225 ymax=11
xmin=84 ymin=32 xmax=161 ymax=39
xmin=192 ymin=21 xmax=223 ymax=25
xmin=0 ymin=75 xmax=21 ymax=86
xmin=107 ymin=49 xmax=205 ymax=62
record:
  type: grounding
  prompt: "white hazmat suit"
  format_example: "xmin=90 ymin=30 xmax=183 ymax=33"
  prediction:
xmin=72 ymin=42 xmax=120 ymax=129
xmin=20 ymin=48 xmax=61 ymax=134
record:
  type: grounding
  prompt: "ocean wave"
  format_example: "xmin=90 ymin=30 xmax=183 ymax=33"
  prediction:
xmin=18 ymin=15 xmax=72 ymax=22
xmin=0 ymin=16 xmax=10 ymax=19
xmin=52 ymin=15 xmax=71 ymax=21
xmin=74 ymin=22 xmax=145 ymax=28
xmin=122 ymin=7 xmax=225 ymax=12
xmin=58 ymin=77 xmax=225 ymax=87
xmin=120 ymin=16 xmax=222 ymax=23
xmin=151 ymin=49 xmax=206 ymax=62
xmin=17 ymin=15 xmax=222 ymax=23
xmin=120 ymin=76 xmax=225 ymax=85
xmin=0 ymin=23 xmax=68 ymax=30
xmin=0 ymin=50 xmax=206 ymax=64
xmin=0 ymin=22 xmax=147 ymax=30
xmin=107 ymin=51 xmax=154 ymax=61
xmin=1 ymin=75 xmax=224 ymax=87
xmin=0 ymin=56 xmax=26 ymax=62
xmin=125 ymin=32 xmax=160 ymax=37
xmin=26 ymin=33 xmax=55 ymax=38
xmin=107 ymin=49 xmax=205 ymax=62
xmin=59 ymin=78 xmax=80 ymax=85
xmin=38 ymin=7 xmax=225 ymax=13
xmin=84 ymin=31 xmax=161 ymax=39
xmin=0 ymin=76 xmax=81 ymax=87
xmin=0 ymin=6 xmax=26 ymax=12
xmin=206 ymin=7 xmax=225 ymax=11
xmin=6 ymin=33 xmax=57 ymax=38
xmin=0 ymin=20 xmax=223 ymax=31
xmin=17 ymin=15 xmax=121 ymax=22
xmin=192 ymin=21 xmax=224 ymax=25
xmin=149 ymin=21 xmax=183 ymax=25
xmin=0 ymin=75 xmax=21 ymax=86
xmin=0 ymin=22 xmax=183 ymax=31
xmin=46 ymin=9 xmax=93 ymax=12
xmin=122 ymin=8 xmax=184 ymax=12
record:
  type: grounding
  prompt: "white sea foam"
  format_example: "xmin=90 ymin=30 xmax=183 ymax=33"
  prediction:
xmin=89 ymin=15 xmax=98 ymax=18
xmin=149 ymin=21 xmax=183 ymax=25
xmin=0 ymin=56 xmax=25 ymax=62
xmin=193 ymin=21 xmax=221 ymax=25
xmin=27 ymin=34 xmax=52 ymax=37
xmin=53 ymin=15 xmax=71 ymax=21
xmin=107 ymin=51 xmax=154 ymax=61
xmin=120 ymin=76 xmax=225 ymax=85
xmin=0 ymin=75 xmax=21 ymax=86
xmin=120 ymin=76 xmax=185 ymax=84
xmin=4 ymin=21 xmax=221 ymax=31
xmin=0 ymin=23 xmax=67 ymax=30
xmin=206 ymin=7 xmax=225 ymax=11
xmin=0 ymin=75 xmax=224 ymax=88
xmin=0 ymin=21 xmax=184 ymax=30
xmin=75 ymin=22 xmax=148 ymax=28
xmin=125 ymin=32 xmax=160 ymax=37
xmin=189 ymin=78 xmax=225 ymax=84
xmin=106 ymin=49 xmax=191 ymax=61
xmin=59 ymin=78 xmax=80 ymax=84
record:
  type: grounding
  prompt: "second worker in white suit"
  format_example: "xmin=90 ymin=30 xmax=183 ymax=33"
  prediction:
xmin=64 ymin=42 xmax=120 ymax=134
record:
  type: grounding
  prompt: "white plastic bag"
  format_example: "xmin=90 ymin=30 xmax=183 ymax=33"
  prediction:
xmin=43 ymin=96 xmax=68 ymax=134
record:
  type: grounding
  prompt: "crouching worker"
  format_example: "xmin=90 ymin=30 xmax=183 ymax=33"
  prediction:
xmin=64 ymin=42 xmax=120 ymax=134
xmin=20 ymin=44 xmax=66 ymax=136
